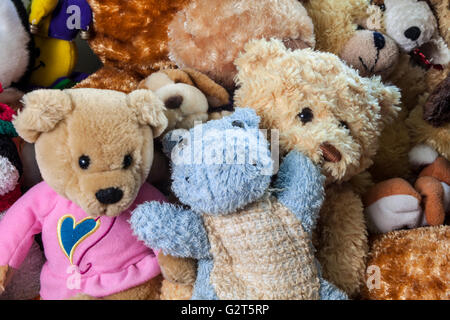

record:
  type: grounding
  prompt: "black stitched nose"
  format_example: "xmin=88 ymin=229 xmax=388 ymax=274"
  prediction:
xmin=404 ymin=26 xmax=421 ymax=41
xmin=164 ymin=95 xmax=183 ymax=109
xmin=373 ymin=32 xmax=385 ymax=50
xmin=95 ymin=188 xmax=123 ymax=204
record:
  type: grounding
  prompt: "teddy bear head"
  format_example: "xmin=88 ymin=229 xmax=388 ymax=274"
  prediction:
xmin=368 ymin=0 xmax=450 ymax=66
xmin=85 ymin=0 xmax=190 ymax=78
xmin=305 ymin=0 xmax=400 ymax=80
xmin=162 ymin=108 xmax=273 ymax=215
xmin=13 ymin=88 xmax=168 ymax=217
xmin=234 ymin=39 xmax=401 ymax=184
xmin=168 ymin=0 xmax=316 ymax=91
xmin=138 ymin=68 xmax=231 ymax=133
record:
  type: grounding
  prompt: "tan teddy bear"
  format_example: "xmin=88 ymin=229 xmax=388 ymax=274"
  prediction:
xmin=234 ymin=38 xmax=401 ymax=297
xmin=0 ymin=88 xmax=170 ymax=300
xmin=304 ymin=0 xmax=400 ymax=80
xmin=167 ymin=0 xmax=316 ymax=91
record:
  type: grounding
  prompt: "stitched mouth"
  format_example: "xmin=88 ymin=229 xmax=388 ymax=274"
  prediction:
xmin=359 ymin=49 xmax=381 ymax=73
xmin=320 ymin=142 xmax=342 ymax=163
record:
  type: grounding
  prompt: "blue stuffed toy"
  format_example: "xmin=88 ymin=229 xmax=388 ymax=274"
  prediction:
xmin=131 ymin=108 xmax=347 ymax=300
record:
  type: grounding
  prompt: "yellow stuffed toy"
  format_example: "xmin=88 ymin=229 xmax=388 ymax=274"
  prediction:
xmin=28 ymin=0 xmax=92 ymax=88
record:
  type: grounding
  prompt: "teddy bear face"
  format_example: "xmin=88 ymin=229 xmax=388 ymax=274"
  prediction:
xmin=14 ymin=89 xmax=168 ymax=217
xmin=234 ymin=39 xmax=401 ymax=184
xmin=163 ymin=108 xmax=273 ymax=215
xmin=0 ymin=0 xmax=30 ymax=89
xmin=305 ymin=0 xmax=399 ymax=80
xmin=371 ymin=0 xmax=437 ymax=52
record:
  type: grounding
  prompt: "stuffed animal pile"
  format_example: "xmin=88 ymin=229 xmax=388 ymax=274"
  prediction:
xmin=0 ymin=0 xmax=448 ymax=300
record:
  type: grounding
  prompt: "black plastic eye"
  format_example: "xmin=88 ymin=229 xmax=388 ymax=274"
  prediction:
xmin=232 ymin=120 xmax=245 ymax=128
xmin=123 ymin=154 xmax=133 ymax=169
xmin=78 ymin=155 xmax=90 ymax=170
xmin=298 ymin=108 xmax=314 ymax=124
xmin=357 ymin=25 xmax=364 ymax=30
xmin=380 ymin=4 xmax=386 ymax=11
xmin=340 ymin=121 xmax=350 ymax=130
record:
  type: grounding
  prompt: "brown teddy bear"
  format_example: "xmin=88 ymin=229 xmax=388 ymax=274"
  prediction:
xmin=75 ymin=0 xmax=191 ymax=93
xmin=0 ymin=88 xmax=169 ymax=300
xmin=233 ymin=38 xmax=401 ymax=297
xmin=362 ymin=225 xmax=449 ymax=300
xmin=166 ymin=0 xmax=316 ymax=91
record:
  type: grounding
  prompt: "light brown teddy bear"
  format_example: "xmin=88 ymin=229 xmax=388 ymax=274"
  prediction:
xmin=304 ymin=0 xmax=400 ymax=80
xmin=234 ymin=38 xmax=401 ymax=297
xmin=138 ymin=68 xmax=232 ymax=133
xmin=0 ymin=88 xmax=169 ymax=300
xmin=167 ymin=0 xmax=316 ymax=91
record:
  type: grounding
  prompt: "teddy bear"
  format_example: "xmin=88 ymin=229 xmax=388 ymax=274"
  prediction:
xmin=303 ymin=0 xmax=400 ymax=81
xmin=233 ymin=38 xmax=401 ymax=297
xmin=74 ymin=0 xmax=191 ymax=93
xmin=366 ymin=0 xmax=450 ymax=181
xmin=362 ymin=225 xmax=449 ymax=300
xmin=166 ymin=0 xmax=316 ymax=91
xmin=0 ymin=102 xmax=45 ymax=300
xmin=138 ymin=68 xmax=232 ymax=133
xmin=130 ymin=108 xmax=348 ymax=300
xmin=363 ymin=74 xmax=450 ymax=234
xmin=0 ymin=88 xmax=169 ymax=300
xmin=0 ymin=0 xmax=34 ymax=109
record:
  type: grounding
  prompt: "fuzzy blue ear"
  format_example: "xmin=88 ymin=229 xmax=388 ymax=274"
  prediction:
xmin=228 ymin=108 xmax=260 ymax=129
xmin=162 ymin=129 xmax=190 ymax=157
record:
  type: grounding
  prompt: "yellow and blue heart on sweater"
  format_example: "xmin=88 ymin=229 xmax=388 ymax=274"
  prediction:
xmin=57 ymin=215 xmax=100 ymax=264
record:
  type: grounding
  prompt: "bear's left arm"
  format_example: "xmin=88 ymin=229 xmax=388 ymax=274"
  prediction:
xmin=274 ymin=150 xmax=326 ymax=234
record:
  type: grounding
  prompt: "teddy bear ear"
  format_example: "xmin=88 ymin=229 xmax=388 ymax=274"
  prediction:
xmin=13 ymin=89 xmax=73 ymax=143
xmin=182 ymin=68 xmax=230 ymax=108
xmin=127 ymin=89 xmax=168 ymax=138
xmin=234 ymin=39 xmax=287 ymax=84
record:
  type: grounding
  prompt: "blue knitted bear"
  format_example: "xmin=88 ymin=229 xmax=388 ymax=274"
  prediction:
xmin=130 ymin=108 xmax=347 ymax=300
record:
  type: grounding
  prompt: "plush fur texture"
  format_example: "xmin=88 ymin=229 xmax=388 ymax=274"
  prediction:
xmin=362 ymin=226 xmax=449 ymax=300
xmin=75 ymin=0 xmax=190 ymax=92
xmin=167 ymin=0 xmax=315 ymax=90
xmin=131 ymin=108 xmax=347 ymax=300
xmin=0 ymin=0 xmax=31 ymax=105
xmin=234 ymin=39 xmax=401 ymax=297
xmin=304 ymin=0 xmax=399 ymax=80
xmin=14 ymin=89 xmax=167 ymax=217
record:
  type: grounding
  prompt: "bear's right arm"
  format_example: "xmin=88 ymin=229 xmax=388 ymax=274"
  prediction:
xmin=0 ymin=183 xmax=55 ymax=278
xmin=130 ymin=202 xmax=211 ymax=260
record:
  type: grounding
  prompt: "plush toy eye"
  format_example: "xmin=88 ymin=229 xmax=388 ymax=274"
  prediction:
xmin=298 ymin=108 xmax=314 ymax=124
xmin=78 ymin=155 xmax=90 ymax=170
xmin=123 ymin=154 xmax=133 ymax=169
xmin=357 ymin=25 xmax=364 ymax=30
xmin=232 ymin=120 xmax=245 ymax=128
xmin=340 ymin=121 xmax=350 ymax=130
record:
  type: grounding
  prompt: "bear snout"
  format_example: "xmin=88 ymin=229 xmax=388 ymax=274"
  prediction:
xmin=320 ymin=142 xmax=342 ymax=163
xmin=95 ymin=187 xmax=124 ymax=205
